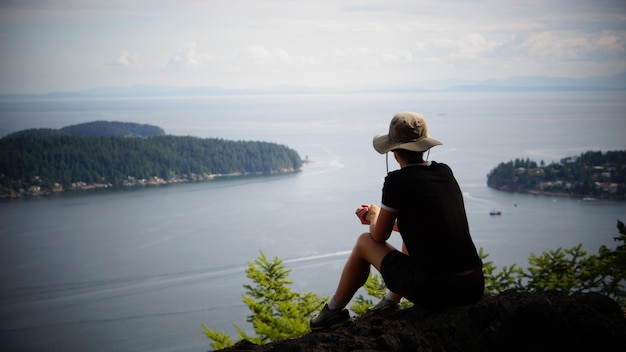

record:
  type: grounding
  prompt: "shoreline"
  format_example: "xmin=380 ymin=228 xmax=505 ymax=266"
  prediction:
xmin=488 ymin=186 xmax=626 ymax=201
xmin=0 ymin=168 xmax=301 ymax=199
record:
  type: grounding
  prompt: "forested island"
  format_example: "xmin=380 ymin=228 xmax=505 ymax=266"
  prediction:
xmin=487 ymin=150 xmax=626 ymax=199
xmin=0 ymin=121 xmax=303 ymax=198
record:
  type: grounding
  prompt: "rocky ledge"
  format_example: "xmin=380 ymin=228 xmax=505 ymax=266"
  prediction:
xmin=220 ymin=290 xmax=626 ymax=352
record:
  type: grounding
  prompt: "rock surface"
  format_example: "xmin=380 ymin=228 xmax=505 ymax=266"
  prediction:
xmin=219 ymin=290 xmax=626 ymax=352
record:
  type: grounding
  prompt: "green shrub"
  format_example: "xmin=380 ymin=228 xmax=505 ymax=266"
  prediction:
xmin=204 ymin=220 xmax=625 ymax=350
xmin=481 ymin=220 xmax=625 ymax=304
xmin=202 ymin=252 xmax=326 ymax=350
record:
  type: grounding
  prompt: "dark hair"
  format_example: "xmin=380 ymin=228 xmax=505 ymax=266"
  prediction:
xmin=393 ymin=149 xmax=424 ymax=163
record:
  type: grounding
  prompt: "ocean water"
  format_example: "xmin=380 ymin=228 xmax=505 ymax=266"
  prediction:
xmin=0 ymin=91 xmax=625 ymax=351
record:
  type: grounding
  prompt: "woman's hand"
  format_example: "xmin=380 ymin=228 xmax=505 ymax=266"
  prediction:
xmin=355 ymin=204 xmax=369 ymax=224
xmin=355 ymin=204 xmax=379 ymax=225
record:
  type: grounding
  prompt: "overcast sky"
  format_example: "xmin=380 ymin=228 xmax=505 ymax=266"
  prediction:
xmin=0 ymin=0 xmax=625 ymax=94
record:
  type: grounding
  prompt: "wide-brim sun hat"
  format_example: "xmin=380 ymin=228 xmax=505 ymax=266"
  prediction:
xmin=372 ymin=111 xmax=443 ymax=154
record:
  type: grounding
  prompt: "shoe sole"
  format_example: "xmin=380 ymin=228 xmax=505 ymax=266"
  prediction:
xmin=310 ymin=318 xmax=352 ymax=331
xmin=367 ymin=306 xmax=399 ymax=313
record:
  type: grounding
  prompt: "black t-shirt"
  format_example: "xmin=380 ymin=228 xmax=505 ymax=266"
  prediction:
xmin=381 ymin=161 xmax=481 ymax=276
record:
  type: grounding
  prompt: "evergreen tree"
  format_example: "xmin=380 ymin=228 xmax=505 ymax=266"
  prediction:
xmin=202 ymin=252 xmax=325 ymax=350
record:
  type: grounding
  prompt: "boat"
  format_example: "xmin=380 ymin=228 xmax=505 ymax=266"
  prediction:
xmin=489 ymin=209 xmax=502 ymax=216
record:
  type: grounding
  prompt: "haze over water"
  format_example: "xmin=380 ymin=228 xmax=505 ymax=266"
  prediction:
xmin=1 ymin=91 xmax=625 ymax=351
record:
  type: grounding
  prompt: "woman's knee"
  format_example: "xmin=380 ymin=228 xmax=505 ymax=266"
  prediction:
xmin=354 ymin=232 xmax=394 ymax=265
xmin=354 ymin=232 xmax=374 ymax=250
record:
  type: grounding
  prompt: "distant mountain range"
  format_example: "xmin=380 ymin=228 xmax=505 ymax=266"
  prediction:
xmin=362 ymin=71 xmax=626 ymax=93
xmin=443 ymin=71 xmax=626 ymax=92
xmin=2 ymin=72 xmax=625 ymax=99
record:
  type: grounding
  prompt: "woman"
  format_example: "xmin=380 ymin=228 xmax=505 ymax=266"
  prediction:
xmin=310 ymin=111 xmax=484 ymax=330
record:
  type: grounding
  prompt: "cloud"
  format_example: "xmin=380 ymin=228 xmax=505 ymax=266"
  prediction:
xmin=112 ymin=51 xmax=140 ymax=68
xmin=456 ymin=34 xmax=500 ymax=59
xmin=502 ymin=29 xmax=626 ymax=62
xmin=166 ymin=42 xmax=288 ymax=73
xmin=594 ymin=32 xmax=626 ymax=58
xmin=380 ymin=50 xmax=413 ymax=64
xmin=409 ymin=33 xmax=500 ymax=64
xmin=243 ymin=45 xmax=273 ymax=63
xmin=240 ymin=45 xmax=293 ymax=65
xmin=163 ymin=42 xmax=248 ymax=79
xmin=168 ymin=42 xmax=204 ymax=68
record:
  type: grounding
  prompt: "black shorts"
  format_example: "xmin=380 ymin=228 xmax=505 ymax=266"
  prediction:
xmin=380 ymin=250 xmax=484 ymax=310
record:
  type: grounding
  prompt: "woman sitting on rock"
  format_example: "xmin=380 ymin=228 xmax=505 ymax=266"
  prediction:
xmin=310 ymin=112 xmax=484 ymax=330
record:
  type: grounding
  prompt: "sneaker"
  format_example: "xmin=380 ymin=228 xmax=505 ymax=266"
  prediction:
xmin=310 ymin=304 xmax=351 ymax=330
xmin=367 ymin=298 xmax=400 ymax=312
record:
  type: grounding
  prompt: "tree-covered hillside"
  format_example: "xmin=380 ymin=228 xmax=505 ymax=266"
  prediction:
xmin=487 ymin=150 xmax=626 ymax=199
xmin=3 ymin=121 xmax=165 ymax=139
xmin=0 ymin=133 xmax=303 ymax=197
xmin=60 ymin=120 xmax=165 ymax=137
xmin=2 ymin=128 xmax=69 ymax=139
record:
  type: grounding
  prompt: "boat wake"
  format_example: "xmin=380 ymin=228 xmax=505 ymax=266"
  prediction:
xmin=1 ymin=251 xmax=351 ymax=308
xmin=283 ymin=250 xmax=351 ymax=264
xmin=0 ymin=250 xmax=352 ymax=335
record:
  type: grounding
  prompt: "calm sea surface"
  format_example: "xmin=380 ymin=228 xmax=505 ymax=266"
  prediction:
xmin=1 ymin=91 xmax=625 ymax=351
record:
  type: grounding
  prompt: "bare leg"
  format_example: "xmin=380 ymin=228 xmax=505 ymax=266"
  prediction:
xmin=333 ymin=232 xmax=397 ymax=307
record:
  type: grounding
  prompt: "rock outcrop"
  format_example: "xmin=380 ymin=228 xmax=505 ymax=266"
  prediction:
xmin=220 ymin=290 xmax=626 ymax=351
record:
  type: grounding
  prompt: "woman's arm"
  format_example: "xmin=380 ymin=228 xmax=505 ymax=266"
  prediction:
xmin=369 ymin=206 xmax=396 ymax=243
xmin=355 ymin=204 xmax=396 ymax=243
